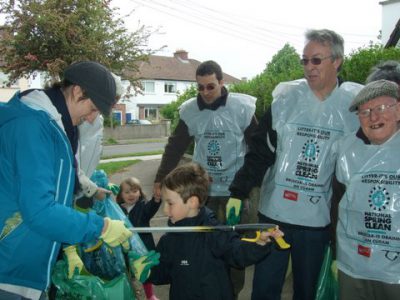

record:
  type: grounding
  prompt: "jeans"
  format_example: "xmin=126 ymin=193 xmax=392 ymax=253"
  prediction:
xmin=251 ymin=213 xmax=330 ymax=300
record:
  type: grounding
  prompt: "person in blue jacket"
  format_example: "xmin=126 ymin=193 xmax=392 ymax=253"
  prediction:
xmin=0 ymin=61 xmax=132 ymax=300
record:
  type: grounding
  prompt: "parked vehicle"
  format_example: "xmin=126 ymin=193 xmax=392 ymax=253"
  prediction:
xmin=127 ymin=119 xmax=152 ymax=125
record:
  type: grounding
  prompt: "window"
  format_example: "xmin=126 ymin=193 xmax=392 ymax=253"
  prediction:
xmin=164 ymin=81 xmax=176 ymax=93
xmin=145 ymin=107 xmax=157 ymax=119
xmin=142 ymin=81 xmax=155 ymax=93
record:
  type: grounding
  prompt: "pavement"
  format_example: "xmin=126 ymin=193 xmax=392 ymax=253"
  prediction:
xmin=108 ymin=156 xmax=293 ymax=300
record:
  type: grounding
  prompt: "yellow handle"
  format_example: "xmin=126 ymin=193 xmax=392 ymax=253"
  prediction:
xmin=241 ymin=231 xmax=261 ymax=242
xmin=241 ymin=229 xmax=291 ymax=250
xmin=268 ymin=228 xmax=290 ymax=249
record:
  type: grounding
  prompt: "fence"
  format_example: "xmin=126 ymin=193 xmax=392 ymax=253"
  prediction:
xmin=103 ymin=121 xmax=170 ymax=140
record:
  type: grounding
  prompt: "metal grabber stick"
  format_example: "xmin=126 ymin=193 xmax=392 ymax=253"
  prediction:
xmin=129 ymin=223 xmax=290 ymax=249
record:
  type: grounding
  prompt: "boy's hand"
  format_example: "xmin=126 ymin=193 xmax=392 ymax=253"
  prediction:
xmin=153 ymin=182 xmax=161 ymax=200
xmin=63 ymin=245 xmax=84 ymax=278
xmin=226 ymin=197 xmax=242 ymax=225
xmin=107 ymin=183 xmax=120 ymax=196
xmin=257 ymin=227 xmax=289 ymax=249
xmin=128 ymin=250 xmax=160 ymax=283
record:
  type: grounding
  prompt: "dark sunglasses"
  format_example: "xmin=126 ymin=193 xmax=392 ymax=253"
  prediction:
xmin=197 ymin=84 xmax=216 ymax=92
xmin=300 ymin=55 xmax=333 ymax=66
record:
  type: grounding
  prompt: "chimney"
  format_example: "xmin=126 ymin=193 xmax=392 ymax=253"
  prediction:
xmin=174 ymin=49 xmax=188 ymax=61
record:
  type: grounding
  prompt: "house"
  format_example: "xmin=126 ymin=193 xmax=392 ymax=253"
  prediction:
xmin=380 ymin=0 xmax=400 ymax=47
xmin=119 ymin=50 xmax=241 ymax=123
xmin=0 ymin=74 xmax=30 ymax=102
xmin=0 ymin=27 xmax=31 ymax=102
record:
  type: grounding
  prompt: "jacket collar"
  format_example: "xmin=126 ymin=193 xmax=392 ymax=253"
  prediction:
xmin=197 ymin=86 xmax=228 ymax=111
xmin=356 ymin=127 xmax=371 ymax=144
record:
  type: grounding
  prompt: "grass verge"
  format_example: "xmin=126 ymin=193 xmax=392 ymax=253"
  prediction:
xmin=103 ymin=138 xmax=166 ymax=146
xmin=101 ymin=150 xmax=163 ymax=160
xmin=98 ymin=160 xmax=140 ymax=176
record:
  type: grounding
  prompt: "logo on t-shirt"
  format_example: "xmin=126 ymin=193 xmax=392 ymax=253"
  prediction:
xmin=180 ymin=260 xmax=190 ymax=266
xmin=358 ymin=244 xmax=371 ymax=257
xmin=207 ymin=139 xmax=220 ymax=156
xmin=301 ymin=139 xmax=320 ymax=162
xmin=368 ymin=185 xmax=390 ymax=211
xmin=283 ymin=190 xmax=298 ymax=201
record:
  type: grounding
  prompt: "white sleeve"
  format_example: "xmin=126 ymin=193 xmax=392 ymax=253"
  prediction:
xmin=78 ymin=168 xmax=98 ymax=197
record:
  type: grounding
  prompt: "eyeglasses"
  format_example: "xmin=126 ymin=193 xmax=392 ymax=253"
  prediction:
xmin=357 ymin=103 xmax=398 ymax=118
xmin=197 ymin=84 xmax=216 ymax=92
xmin=300 ymin=56 xmax=333 ymax=66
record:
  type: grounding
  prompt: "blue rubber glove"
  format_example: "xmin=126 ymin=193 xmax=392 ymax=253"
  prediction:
xmin=226 ymin=197 xmax=242 ymax=225
xmin=128 ymin=250 xmax=160 ymax=283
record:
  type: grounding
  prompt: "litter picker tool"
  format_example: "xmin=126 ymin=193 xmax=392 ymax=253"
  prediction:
xmin=129 ymin=223 xmax=290 ymax=249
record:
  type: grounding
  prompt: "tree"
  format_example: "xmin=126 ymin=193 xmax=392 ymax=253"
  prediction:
xmin=340 ymin=44 xmax=400 ymax=84
xmin=0 ymin=0 xmax=154 ymax=89
xmin=160 ymin=84 xmax=197 ymax=131
xmin=231 ymin=44 xmax=303 ymax=118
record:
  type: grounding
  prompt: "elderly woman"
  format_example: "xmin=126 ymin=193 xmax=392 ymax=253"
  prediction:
xmin=334 ymin=79 xmax=400 ymax=300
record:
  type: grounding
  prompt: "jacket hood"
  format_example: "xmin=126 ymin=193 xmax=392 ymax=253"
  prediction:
xmin=0 ymin=92 xmax=32 ymax=128
xmin=0 ymin=91 xmax=64 ymax=131
xmin=168 ymin=207 xmax=218 ymax=227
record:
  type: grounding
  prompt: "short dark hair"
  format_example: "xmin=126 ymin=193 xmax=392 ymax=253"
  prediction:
xmin=196 ymin=60 xmax=223 ymax=81
xmin=161 ymin=162 xmax=209 ymax=206
xmin=366 ymin=60 xmax=400 ymax=85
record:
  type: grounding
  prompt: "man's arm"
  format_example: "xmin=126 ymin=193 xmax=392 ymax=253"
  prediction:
xmin=229 ymin=107 xmax=277 ymax=199
xmin=243 ymin=115 xmax=258 ymax=145
xmin=153 ymin=119 xmax=193 ymax=198
xmin=330 ymin=175 xmax=346 ymax=258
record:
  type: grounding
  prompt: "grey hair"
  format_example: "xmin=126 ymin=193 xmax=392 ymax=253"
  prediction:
xmin=366 ymin=60 xmax=400 ymax=85
xmin=305 ymin=29 xmax=344 ymax=61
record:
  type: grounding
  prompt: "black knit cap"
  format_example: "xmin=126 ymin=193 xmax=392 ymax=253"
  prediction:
xmin=64 ymin=61 xmax=116 ymax=115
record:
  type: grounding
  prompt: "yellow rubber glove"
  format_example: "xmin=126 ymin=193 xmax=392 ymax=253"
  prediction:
xmin=128 ymin=250 xmax=160 ymax=283
xmin=100 ymin=217 xmax=132 ymax=250
xmin=63 ymin=245 xmax=84 ymax=279
xmin=226 ymin=197 xmax=242 ymax=225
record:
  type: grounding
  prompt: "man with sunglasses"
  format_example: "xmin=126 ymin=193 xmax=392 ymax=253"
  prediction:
xmin=228 ymin=29 xmax=362 ymax=300
xmin=153 ymin=60 xmax=257 ymax=298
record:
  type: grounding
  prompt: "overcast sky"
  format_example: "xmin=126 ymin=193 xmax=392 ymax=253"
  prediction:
xmin=111 ymin=0 xmax=382 ymax=80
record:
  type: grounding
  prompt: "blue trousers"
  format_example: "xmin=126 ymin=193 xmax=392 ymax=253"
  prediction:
xmin=251 ymin=214 xmax=330 ymax=300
